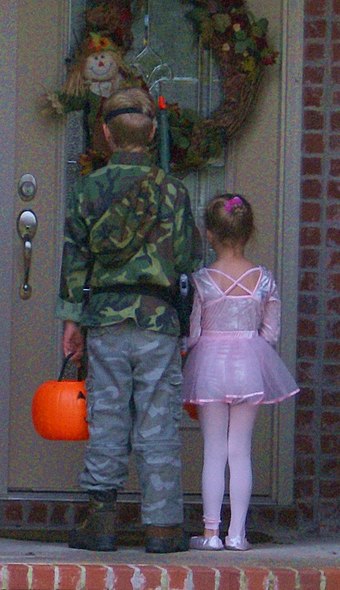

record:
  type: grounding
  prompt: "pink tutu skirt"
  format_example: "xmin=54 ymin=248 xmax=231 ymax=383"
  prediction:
xmin=182 ymin=331 xmax=299 ymax=405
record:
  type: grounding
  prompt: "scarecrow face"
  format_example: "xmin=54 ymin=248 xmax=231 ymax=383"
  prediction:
xmin=84 ymin=51 xmax=118 ymax=81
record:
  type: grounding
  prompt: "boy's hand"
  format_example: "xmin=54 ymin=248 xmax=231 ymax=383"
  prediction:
xmin=63 ymin=321 xmax=84 ymax=366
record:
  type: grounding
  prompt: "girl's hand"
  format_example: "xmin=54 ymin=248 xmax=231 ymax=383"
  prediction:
xmin=63 ymin=321 xmax=84 ymax=367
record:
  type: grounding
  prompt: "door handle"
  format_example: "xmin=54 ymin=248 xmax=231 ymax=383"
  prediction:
xmin=16 ymin=210 xmax=38 ymax=299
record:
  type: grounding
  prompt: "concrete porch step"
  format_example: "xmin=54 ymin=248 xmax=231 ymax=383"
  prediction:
xmin=0 ymin=563 xmax=339 ymax=590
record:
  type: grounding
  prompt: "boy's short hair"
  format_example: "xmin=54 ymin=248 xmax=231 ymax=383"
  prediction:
xmin=103 ymin=87 xmax=156 ymax=149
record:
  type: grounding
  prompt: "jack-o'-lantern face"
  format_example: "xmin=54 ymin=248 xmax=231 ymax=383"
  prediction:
xmin=84 ymin=51 xmax=118 ymax=81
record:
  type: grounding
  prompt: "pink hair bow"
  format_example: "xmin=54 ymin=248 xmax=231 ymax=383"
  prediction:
xmin=224 ymin=196 xmax=243 ymax=213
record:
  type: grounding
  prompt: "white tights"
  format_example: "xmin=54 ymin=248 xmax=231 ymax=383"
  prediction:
xmin=198 ymin=402 xmax=259 ymax=539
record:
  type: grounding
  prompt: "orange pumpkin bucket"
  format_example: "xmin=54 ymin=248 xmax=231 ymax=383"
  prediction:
xmin=32 ymin=353 xmax=89 ymax=441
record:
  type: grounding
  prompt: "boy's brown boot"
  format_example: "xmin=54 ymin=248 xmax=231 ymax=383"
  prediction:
xmin=68 ymin=490 xmax=117 ymax=551
xmin=145 ymin=525 xmax=189 ymax=553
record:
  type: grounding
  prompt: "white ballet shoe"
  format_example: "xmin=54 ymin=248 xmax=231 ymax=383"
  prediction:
xmin=190 ymin=535 xmax=224 ymax=550
xmin=225 ymin=535 xmax=251 ymax=551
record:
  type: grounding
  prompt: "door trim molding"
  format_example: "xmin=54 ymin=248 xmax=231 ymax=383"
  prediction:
xmin=0 ymin=0 xmax=18 ymax=494
xmin=276 ymin=0 xmax=304 ymax=504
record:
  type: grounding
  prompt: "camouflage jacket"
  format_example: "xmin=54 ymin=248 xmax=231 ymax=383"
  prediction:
xmin=56 ymin=152 xmax=202 ymax=335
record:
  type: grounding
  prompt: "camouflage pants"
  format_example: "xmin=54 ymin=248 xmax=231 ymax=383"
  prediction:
xmin=80 ymin=320 xmax=184 ymax=526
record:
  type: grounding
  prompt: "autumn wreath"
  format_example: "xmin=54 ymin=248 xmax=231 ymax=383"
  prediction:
xmin=45 ymin=0 xmax=277 ymax=175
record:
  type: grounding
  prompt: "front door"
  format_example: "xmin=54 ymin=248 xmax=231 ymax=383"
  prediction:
xmin=1 ymin=0 xmax=300 ymax=503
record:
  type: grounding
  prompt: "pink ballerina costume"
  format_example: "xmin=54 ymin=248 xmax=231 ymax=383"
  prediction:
xmin=183 ymin=266 xmax=299 ymax=407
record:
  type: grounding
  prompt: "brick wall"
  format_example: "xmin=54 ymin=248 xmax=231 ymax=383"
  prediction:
xmin=295 ymin=0 xmax=340 ymax=533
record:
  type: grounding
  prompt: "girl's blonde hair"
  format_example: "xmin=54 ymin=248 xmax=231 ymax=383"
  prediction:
xmin=205 ymin=194 xmax=255 ymax=246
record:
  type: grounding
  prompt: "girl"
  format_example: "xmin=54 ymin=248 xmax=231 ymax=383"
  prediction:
xmin=183 ymin=194 xmax=299 ymax=551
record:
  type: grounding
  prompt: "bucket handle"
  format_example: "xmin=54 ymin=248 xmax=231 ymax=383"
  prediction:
xmin=58 ymin=352 xmax=76 ymax=382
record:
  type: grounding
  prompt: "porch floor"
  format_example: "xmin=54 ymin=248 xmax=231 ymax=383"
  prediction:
xmin=0 ymin=535 xmax=338 ymax=589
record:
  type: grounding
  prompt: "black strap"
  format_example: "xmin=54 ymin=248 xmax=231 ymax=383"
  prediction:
xmin=91 ymin=283 xmax=174 ymax=306
xmin=104 ymin=107 xmax=146 ymax=124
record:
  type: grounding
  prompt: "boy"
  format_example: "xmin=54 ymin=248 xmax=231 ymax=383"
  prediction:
xmin=56 ymin=87 xmax=202 ymax=552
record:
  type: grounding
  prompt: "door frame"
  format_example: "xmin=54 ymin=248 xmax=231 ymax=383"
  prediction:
xmin=0 ymin=0 xmax=304 ymax=501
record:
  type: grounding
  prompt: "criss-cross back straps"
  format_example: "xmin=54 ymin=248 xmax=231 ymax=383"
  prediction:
xmin=207 ymin=267 xmax=261 ymax=296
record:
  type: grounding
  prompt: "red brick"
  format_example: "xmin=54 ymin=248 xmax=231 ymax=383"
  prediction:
xmin=327 ymin=273 xmax=340 ymax=291
xmin=324 ymin=342 xmax=340 ymax=361
xmin=296 ymin=409 xmax=315 ymax=429
xmin=299 ymin=271 xmax=319 ymax=291
xmin=304 ymin=109 xmax=324 ymax=129
xmin=112 ymin=566 xmax=136 ymax=590
xmin=331 ymin=111 xmax=340 ymax=131
xmin=298 ymin=295 xmax=319 ymax=315
xmin=295 ymin=434 xmax=315 ymax=453
xmin=304 ymin=65 xmax=325 ymax=83
xmin=296 ymin=387 xmax=315 ymax=405
xmin=295 ymin=455 xmax=315 ymax=476
xmin=298 ymin=318 xmax=317 ymax=337
xmin=5 ymin=502 xmax=23 ymax=523
xmin=328 ymin=180 xmax=340 ymax=199
xmin=300 ymin=227 xmax=321 ymax=246
xmin=297 ymin=500 xmax=314 ymax=520
xmin=301 ymin=202 xmax=321 ymax=222
xmin=50 ymin=503 xmax=69 ymax=525
xmin=330 ymin=159 xmax=340 ymax=176
xmin=83 ymin=566 xmax=112 ymax=590
xmin=327 ymin=297 xmax=340 ymax=314
xmin=321 ymin=457 xmax=340 ymax=477
xmin=191 ymin=566 xmax=218 ymax=589
xmin=166 ymin=565 xmax=190 ymax=590
xmin=321 ymin=503 xmax=340 ymax=532
xmin=321 ymin=434 xmax=340 ymax=454
xmin=297 ymin=360 xmax=318 ymax=383
xmin=303 ymin=133 xmax=324 ymax=153
xmin=7 ymin=565 xmax=29 ymax=590
xmin=327 ymin=227 xmax=340 ymax=246
xmin=327 ymin=249 xmax=340 ymax=267
xmin=27 ymin=501 xmax=48 ymax=524
xmin=297 ymin=339 xmax=317 ymax=357
xmin=242 ymin=568 xmax=270 ymax=590
xmin=323 ymin=567 xmax=340 ymax=589
xmin=300 ymin=249 xmax=320 ymax=268
xmin=295 ymin=479 xmax=314 ymax=498
xmin=334 ymin=0 xmax=340 ymax=14
xmin=333 ymin=43 xmax=340 ymax=61
xmin=277 ymin=507 xmax=298 ymax=528
xmin=323 ymin=363 xmax=340 ymax=386
xmin=322 ymin=390 xmax=340 ymax=406
xmin=136 ymin=566 xmax=163 ymax=588
xmin=304 ymin=86 xmax=323 ymax=107
xmin=57 ymin=565 xmax=83 ymax=590
xmin=271 ymin=568 xmax=297 ymax=589
xmin=332 ymin=21 xmax=340 ymax=40
xmin=304 ymin=19 xmax=327 ymax=38
xmin=320 ymin=480 xmax=340 ymax=498
xmin=304 ymin=42 xmax=325 ymax=61
xmin=322 ymin=410 xmax=340 ymax=430
xmin=215 ymin=568 xmax=241 ymax=590
xmin=332 ymin=66 xmax=340 ymax=83
xmin=333 ymin=90 xmax=340 ymax=105
xmin=31 ymin=565 xmax=55 ymax=590
xmin=326 ymin=319 xmax=340 ymax=341
xmin=302 ymin=156 xmax=322 ymax=175
xmin=330 ymin=134 xmax=340 ymax=150
xmin=299 ymin=569 xmax=323 ymax=589
xmin=327 ymin=205 xmax=340 ymax=224
xmin=305 ymin=0 xmax=326 ymax=15
xmin=302 ymin=178 xmax=322 ymax=198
